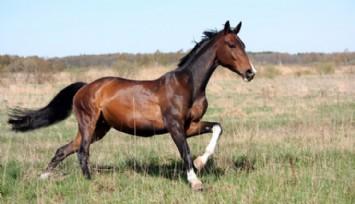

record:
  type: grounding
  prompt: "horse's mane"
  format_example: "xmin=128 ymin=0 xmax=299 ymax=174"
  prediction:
xmin=178 ymin=29 xmax=220 ymax=68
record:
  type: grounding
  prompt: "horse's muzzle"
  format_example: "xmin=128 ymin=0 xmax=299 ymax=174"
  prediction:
xmin=244 ymin=68 xmax=256 ymax=82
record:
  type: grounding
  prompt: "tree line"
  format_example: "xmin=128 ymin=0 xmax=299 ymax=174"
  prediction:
xmin=0 ymin=50 xmax=354 ymax=73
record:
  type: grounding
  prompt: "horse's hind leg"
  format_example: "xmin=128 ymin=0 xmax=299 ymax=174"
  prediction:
xmin=40 ymin=131 xmax=82 ymax=179
xmin=40 ymin=117 xmax=110 ymax=179
xmin=76 ymin=109 xmax=111 ymax=179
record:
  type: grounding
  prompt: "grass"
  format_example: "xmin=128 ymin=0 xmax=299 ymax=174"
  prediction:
xmin=0 ymin=66 xmax=354 ymax=203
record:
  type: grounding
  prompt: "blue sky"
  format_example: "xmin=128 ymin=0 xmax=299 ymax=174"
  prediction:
xmin=0 ymin=0 xmax=354 ymax=57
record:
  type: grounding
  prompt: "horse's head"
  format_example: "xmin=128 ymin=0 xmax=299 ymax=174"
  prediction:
xmin=216 ymin=21 xmax=256 ymax=82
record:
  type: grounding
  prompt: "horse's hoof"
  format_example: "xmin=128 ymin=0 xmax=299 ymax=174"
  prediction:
xmin=191 ymin=180 xmax=204 ymax=191
xmin=84 ymin=174 xmax=92 ymax=180
xmin=194 ymin=156 xmax=204 ymax=172
xmin=39 ymin=172 xmax=51 ymax=179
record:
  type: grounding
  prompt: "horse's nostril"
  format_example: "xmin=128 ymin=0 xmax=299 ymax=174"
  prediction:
xmin=246 ymin=69 xmax=254 ymax=77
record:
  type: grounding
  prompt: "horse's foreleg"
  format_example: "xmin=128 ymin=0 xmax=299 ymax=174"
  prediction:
xmin=194 ymin=124 xmax=222 ymax=172
xmin=186 ymin=121 xmax=223 ymax=172
xmin=40 ymin=131 xmax=82 ymax=179
xmin=166 ymin=119 xmax=203 ymax=191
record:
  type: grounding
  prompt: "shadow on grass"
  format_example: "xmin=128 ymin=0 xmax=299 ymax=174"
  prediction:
xmin=91 ymin=157 xmax=225 ymax=181
xmin=233 ymin=155 xmax=256 ymax=174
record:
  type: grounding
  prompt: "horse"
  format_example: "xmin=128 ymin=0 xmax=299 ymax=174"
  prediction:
xmin=8 ymin=21 xmax=256 ymax=191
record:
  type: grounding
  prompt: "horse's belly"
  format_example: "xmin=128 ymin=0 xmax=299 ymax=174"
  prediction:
xmin=101 ymin=101 xmax=166 ymax=136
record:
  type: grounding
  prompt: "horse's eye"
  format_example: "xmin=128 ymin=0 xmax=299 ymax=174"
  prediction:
xmin=228 ymin=44 xmax=236 ymax=48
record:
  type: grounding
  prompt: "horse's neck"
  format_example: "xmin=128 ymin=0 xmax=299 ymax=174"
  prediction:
xmin=179 ymin=47 xmax=219 ymax=98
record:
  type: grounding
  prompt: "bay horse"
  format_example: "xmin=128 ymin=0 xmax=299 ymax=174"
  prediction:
xmin=8 ymin=21 xmax=256 ymax=191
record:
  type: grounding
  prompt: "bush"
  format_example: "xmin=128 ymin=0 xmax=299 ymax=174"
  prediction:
xmin=113 ymin=60 xmax=140 ymax=78
xmin=315 ymin=63 xmax=335 ymax=75
xmin=295 ymin=69 xmax=313 ymax=77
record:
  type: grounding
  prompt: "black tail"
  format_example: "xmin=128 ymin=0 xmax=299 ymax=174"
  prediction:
xmin=8 ymin=82 xmax=87 ymax=132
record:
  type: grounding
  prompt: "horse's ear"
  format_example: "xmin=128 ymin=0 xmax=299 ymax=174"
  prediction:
xmin=234 ymin=22 xmax=242 ymax=34
xmin=224 ymin=21 xmax=231 ymax=35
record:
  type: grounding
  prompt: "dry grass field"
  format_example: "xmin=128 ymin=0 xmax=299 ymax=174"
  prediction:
xmin=0 ymin=65 xmax=354 ymax=203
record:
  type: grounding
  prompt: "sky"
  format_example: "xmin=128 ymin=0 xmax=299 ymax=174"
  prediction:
xmin=0 ymin=0 xmax=354 ymax=58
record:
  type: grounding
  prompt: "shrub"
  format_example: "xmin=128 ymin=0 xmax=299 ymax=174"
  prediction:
xmin=315 ymin=63 xmax=335 ymax=75
xmin=113 ymin=60 xmax=140 ymax=78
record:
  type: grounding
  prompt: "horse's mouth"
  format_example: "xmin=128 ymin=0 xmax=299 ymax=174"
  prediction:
xmin=243 ymin=75 xmax=254 ymax=82
xmin=240 ymin=71 xmax=255 ymax=82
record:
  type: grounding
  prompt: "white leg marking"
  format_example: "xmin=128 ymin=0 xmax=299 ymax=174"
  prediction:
xmin=196 ymin=125 xmax=222 ymax=168
xmin=187 ymin=168 xmax=203 ymax=190
xmin=205 ymin=125 xmax=222 ymax=154
xmin=187 ymin=168 xmax=198 ymax=183
xmin=39 ymin=172 xmax=51 ymax=179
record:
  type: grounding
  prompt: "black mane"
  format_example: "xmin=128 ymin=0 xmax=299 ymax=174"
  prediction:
xmin=178 ymin=29 xmax=220 ymax=68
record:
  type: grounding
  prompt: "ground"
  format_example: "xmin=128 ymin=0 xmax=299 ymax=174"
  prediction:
xmin=0 ymin=65 xmax=354 ymax=203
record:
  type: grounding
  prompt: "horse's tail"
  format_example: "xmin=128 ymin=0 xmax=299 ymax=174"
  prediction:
xmin=8 ymin=82 xmax=87 ymax=132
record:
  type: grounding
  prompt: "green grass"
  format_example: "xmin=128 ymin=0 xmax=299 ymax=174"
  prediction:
xmin=0 ymin=72 xmax=354 ymax=203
